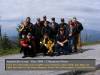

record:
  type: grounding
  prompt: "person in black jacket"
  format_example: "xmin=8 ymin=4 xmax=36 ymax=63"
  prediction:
xmin=55 ymin=27 xmax=69 ymax=56
xmin=25 ymin=17 xmax=35 ymax=36
xmin=59 ymin=18 xmax=69 ymax=36
xmin=34 ymin=18 xmax=43 ymax=53
xmin=42 ymin=21 xmax=51 ymax=38
xmin=72 ymin=17 xmax=83 ymax=52
xmin=59 ymin=18 xmax=68 ymax=29
xmin=17 ymin=17 xmax=35 ymax=39
xmin=50 ymin=17 xmax=59 ymax=40
xmin=41 ymin=16 xmax=50 ymax=27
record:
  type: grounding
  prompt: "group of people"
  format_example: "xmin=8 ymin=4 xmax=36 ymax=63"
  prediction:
xmin=17 ymin=16 xmax=83 ymax=58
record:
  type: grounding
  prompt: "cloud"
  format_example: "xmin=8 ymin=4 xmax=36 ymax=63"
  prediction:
xmin=0 ymin=0 xmax=100 ymax=34
xmin=0 ymin=0 xmax=100 ymax=19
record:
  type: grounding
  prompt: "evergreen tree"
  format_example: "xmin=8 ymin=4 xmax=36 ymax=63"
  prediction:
xmin=1 ymin=33 xmax=12 ymax=50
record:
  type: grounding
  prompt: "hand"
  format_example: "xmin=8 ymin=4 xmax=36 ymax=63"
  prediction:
xmin=60 ymin=43 xmax=64 ymax=47
xmin=69 ymin=33 xmax=72 ymax=36
xmin=28 ymin=45 xmax=32 ymax=48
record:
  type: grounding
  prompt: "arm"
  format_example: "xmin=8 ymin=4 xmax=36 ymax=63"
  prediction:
xmin=20 ymin=40 xmax=28 ymax=47
xmin=62 ymin=39 xmax=68 ymax=44
xmin=57 ymin=41 xmax=61 ymax=45
xmin=18 ymin=25 xmax=24 ymax=32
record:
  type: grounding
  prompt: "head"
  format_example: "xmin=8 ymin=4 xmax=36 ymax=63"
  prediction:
xmin=72 ymin=17 xmax=77 ymax=22
xmin=22 ymin=35 xmax=26 ymax=39
xmin=23 ymin=21 xmax=27 ymax=26
xmin=26 ymin=17 xmax=31 ymax=23
xmin=36 ymin=18 xmax=41 ymax=24
xmin=51 ymin=17 xmax=55 ymax=23
xmin=43 ymin=33 xmax=49 ymax=39
xmin=68 ymin=19 xmax=73 ymax=25
xmin=61 ymin=18 xmax=65 ymax=23
xmin=27 ymin=33 xmax=32 ymax=40
xmin=43 ymin=16 xmax=47 ymax=21
xmin=20 ymin=21 xmax=24 ymax=26
xmin=59 ymin=27 xmax=64 ymax=35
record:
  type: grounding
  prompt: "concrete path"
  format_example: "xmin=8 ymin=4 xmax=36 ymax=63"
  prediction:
xmin=0 ymin=44 xmax=100 ymax=75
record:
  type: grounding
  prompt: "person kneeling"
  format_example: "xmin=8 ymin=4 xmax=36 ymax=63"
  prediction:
xmin=20 ymin=33 xmax=36 ymax=58
xmin=55 ymin=27 xmax=69 ymax=56
xmin=40 ymin=32 xmax=54 ymax=56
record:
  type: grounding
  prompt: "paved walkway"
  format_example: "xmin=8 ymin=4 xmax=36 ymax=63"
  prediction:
xmin=0 ymin=44 xmax=100 ymax=75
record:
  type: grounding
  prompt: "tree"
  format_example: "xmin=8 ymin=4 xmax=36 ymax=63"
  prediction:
xmin=1 ymin=33 xmax=12 ymax=50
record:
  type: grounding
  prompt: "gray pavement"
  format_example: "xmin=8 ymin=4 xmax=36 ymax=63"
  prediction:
xmin=0 ymin=44 xmax=100 ymax=75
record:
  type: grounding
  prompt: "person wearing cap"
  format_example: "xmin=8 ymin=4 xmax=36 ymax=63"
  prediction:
xmin=59 ymin=18 xmax=68 ymax=30
xmin=59 ymin=18 xmax=69 ymax=36
xmin=20 ymin=33 xmax=36 ymax=58
xmin=50 ymin=17 xmax=59 ymax=40
xmin=41 ymin=16 xmax=50 ymax=27
xmin=72 ymin=17 xmax=83 ymax=52
xmin=55 ymin=27 xmax=69 ymax=56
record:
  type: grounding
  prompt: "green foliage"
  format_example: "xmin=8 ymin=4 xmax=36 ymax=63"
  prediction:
xmin=0 ymin=33 xmax=18 ymax=50
xmin=82 ymin=41 xmax=100 ymax=46
xmin=0 ymin=48 xmax=20 ymax=56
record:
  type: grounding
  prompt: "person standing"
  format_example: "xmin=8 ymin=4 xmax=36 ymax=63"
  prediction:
xmin=42 ymin=21 xmax=51 ymax=38
xmin=34 ymin=18 xmax=43 ymax=53
xmin=59 ymin=18 xmax=68 ymax=29
xmin=17 ymin=17 xmax=35 ymax=39
xmin=25 ymin=17 xmax=35 ymax=36
xmin=41 ymin=16 xmax=50 ymax=27
xmin=50 ymin=17 xmax=59 ymax=40
xmin=72 ymin=17 xmax=83 ymax=52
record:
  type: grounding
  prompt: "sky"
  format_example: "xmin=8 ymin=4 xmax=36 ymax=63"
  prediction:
xmin=0 ymin=0 xmax=100 ymax=36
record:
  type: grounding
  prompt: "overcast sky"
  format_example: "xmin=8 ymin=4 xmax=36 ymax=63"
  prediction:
xmin=0 ymin=0 xmax=100 ymax=36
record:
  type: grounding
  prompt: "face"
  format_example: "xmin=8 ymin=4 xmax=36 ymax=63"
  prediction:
xmin=73 ymin=18 xmax=77 ymax=22
xmin=60 ymin=30 xmax=64 ymax=35
xmin=23 ymin=21 xmax=27 ymax=26
xmin=52 ymin=20 xmax=55 ymax=23
xmin=26 ymin=17 xmax=31 ymax=23
xmin=51 ymin=18 xmax=55 ymax=23
xmin=27 ymin=35 xmax=31 ymax=39
xmin=37 ymin=18 xmax=40 ymax=24
xmin=43 ymin=16 xmax=47 ymax=21
xmin=68 ymin=20 xmax=72 ymax=25
xmin=61 ymin=19 xmax=64 ymax=23
xmin=44 ymin=35 xmax=48 ymax=39
xmin=22 ymin=35 xmax=26 ymax=39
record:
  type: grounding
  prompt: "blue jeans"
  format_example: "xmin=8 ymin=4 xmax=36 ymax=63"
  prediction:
xmin=55 ymin=43 xmax=69 ymax=55
xmin=68 ymin=36 xmax=74 ymax=53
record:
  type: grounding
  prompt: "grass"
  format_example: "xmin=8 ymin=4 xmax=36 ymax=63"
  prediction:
xmin=0 ymin=47 xmax=20 ymax=56
xmin=82 ymin=41 xmax=100 ymax=46
xmin=0 ymin=41 xmax=100 ymax=57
